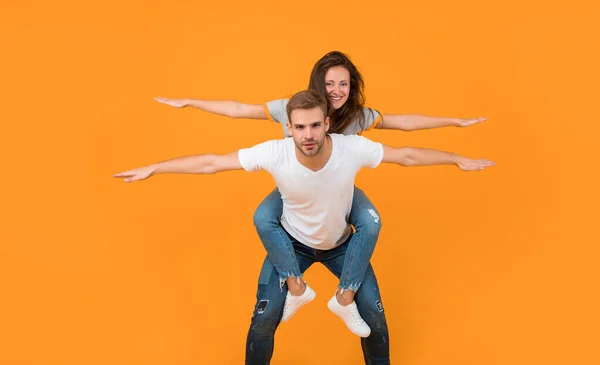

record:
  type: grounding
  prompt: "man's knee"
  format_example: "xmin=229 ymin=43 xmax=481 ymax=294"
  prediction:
xmin=355 ymin=279 xmax=387 ymax=333
xmin=249 ymin=297 xmax=282 ymax=335
xmin=249 ymin=317 xmax=278 ymax=337
xmin=364 ymin=305 xmax=388 ymax=332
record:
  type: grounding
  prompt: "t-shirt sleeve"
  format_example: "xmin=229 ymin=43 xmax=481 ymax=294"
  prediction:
xmin=263 ymin=99 xmax=291 ymax=137
xmin=362 ymin=107 xmax=383 ymax=131
xmin=237 ymin=140 xmax=275 ymax=172
xmin=352 ymin=135 xmax=384 ymax=168
xmin=263 ymin=99 xmax=289 ymax=123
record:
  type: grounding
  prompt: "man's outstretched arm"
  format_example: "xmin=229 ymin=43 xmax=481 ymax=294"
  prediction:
xmin=113 ymin=151 xmax=243 ymax=183
xmin=381 ymin=145 xmax=495 ymax=171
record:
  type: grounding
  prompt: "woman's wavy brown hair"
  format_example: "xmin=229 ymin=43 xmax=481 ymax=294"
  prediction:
xmin=308 ymin=51 xmax=369 ymax=134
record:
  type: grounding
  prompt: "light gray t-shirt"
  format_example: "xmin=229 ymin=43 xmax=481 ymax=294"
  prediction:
xmin=263 ymin=99 xmax=382 ymax=137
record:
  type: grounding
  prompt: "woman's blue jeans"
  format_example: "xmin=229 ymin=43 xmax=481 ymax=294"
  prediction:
xmin=252 ymin=186 xmax=382 ymax=291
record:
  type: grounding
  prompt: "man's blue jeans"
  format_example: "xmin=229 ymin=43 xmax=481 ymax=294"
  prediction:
xmin=245 ymin=229 xmax=390 ymax=365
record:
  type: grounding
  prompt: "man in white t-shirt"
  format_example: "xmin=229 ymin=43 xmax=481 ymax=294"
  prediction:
xmin=114 ymin=90 xmax=495 ymax=364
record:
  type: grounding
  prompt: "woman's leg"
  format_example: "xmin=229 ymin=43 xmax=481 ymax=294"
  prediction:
xmin=253 ymin=188 xmax=304 ymax=293
xmin=337 ymin=186 xmax=382 ymax=303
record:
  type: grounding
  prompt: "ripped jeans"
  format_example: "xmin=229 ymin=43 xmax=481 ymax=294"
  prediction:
xmin=246 ymin=229 xmax=390 ymax=365
xmin=253 ymin=186 xmax=382 ymax=292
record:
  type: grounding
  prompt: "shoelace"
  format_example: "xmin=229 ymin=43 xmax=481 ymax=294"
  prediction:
xmin=349 ymin=305 xmax=366 ymax=325
xmin=283 ymin=293 xmax=296 ymax=315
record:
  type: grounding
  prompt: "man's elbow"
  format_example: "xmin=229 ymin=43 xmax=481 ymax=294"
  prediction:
xmin=199 ymin=155 xmax=220 ymax=174
xmin=396 ymin=147 xmax=416 ymax=166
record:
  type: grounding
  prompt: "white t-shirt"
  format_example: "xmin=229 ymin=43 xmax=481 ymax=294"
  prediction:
xmin=238 ymin=133 xmax=384 ymax=250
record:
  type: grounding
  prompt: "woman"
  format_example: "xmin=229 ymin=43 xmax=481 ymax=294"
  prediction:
xmin=154 ymin=51 xmax=485 ymax=334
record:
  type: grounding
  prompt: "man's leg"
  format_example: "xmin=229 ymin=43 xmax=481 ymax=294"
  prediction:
xmin=320 ymin=240 xmax=390 ymax=365
xmin=246 ymin=245 xmax=315 ymax=365
xmin=355 ymin=265 xmax=390 ymax=365
xmin=245 ymin=257 xmax=286 ymax=365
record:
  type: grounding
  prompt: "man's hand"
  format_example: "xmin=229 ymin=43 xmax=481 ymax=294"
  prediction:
xmin=154 ymin=97 xmax=188 ymax=108
xmin=113 ymin=166 xmax=156 ymax=183
xmin=455 ymin=157 xmax=496 ymax=171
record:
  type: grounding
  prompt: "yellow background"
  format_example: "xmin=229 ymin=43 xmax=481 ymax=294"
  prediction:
xmin=1 ymin=1 xmax=598 ymax=364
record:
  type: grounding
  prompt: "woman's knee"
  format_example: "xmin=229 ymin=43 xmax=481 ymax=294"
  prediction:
xmin=253 ymin=190 xmax=282 ymax=229
xmin=352 ymin=188 xmax=382 ymax=235
xmin=353 ymin=207 xmax=382 ymax=239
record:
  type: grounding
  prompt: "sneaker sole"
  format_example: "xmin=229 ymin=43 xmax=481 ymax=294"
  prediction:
xmin=327 ymin=299 xmax=371 ymax=338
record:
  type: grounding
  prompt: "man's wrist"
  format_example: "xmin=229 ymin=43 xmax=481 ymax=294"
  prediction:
xmin=450 ymin=153 xmax=462 ymax=165
xmin=148 ymin=164 xmax=161 ymax=175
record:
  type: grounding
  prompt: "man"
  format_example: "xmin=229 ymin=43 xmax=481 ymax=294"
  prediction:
xmin=114 ymin=90 xmax=495 ymax=364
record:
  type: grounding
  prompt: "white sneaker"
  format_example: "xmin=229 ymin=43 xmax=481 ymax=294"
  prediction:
xmin=327 ymin=295 xmax=371 ymax=337
xmin=281 ymin=284 xmax=316 ymax=322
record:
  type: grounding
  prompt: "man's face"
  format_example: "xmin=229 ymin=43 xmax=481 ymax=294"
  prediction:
xmin=287 ymin=107 xmax=330 ymax=158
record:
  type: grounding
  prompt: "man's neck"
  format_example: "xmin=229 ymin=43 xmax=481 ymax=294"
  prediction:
xmin=296 ymin=135 xmax=333 ymax=172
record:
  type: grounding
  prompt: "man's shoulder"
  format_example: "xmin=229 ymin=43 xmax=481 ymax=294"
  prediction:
xmin=252 ymin=137 xmax=293 ymax=156
xmin=270 ymin=137 xmax=293 ymax=148
xmin=330 ymin=133 xmax=372 ymax=145
xmin=252 ymin=137 xmax=291 ymax=146
xmin=238 ymin=138 xmax=293 ymax=171
xmin=330 ymin=133 xmax=382 ymax=158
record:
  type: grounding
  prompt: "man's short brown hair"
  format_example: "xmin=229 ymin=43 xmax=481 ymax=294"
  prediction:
xmin=286 ymin=90 xmax=328 ymax=124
